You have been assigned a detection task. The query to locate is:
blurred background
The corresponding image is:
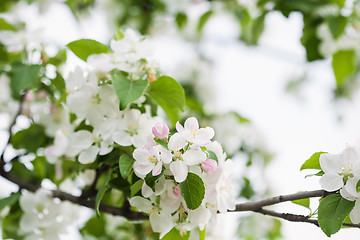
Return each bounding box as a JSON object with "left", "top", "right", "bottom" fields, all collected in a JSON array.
[{"left": 1, "top": 0, "right": 360, "bottom": 239}]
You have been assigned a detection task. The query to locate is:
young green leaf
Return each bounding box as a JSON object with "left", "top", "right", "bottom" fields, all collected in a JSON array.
[
  {"left": 0, "top": 18, "right": 15, "bottom": 31},
  {"left": 119, "top": 154, "right": 135, "bottom": 179},
  {"left": 175, "top": 12, "right": 188, "bottom": 30},
  {"left": 67, "top": 39, "right": 109, "bottom": 61},
  {"left": 11, "top": 124, "right": 47, "bottom": 153},
  {"left": 112, "top": 73, "right": 148, "bottom": 110},
  {"left": 179, "top": 173, "right": 205, "bottom": 210},
  {"left": 199, "top": 227, "right": 206, "bottom": 240},
  {"left": 328, "top": 16, "right": 347, "bottom": 39},
  {"left": 148, "top": 76, "right": 185, "bottom": 125},
  {"left": 300, "top": 152, "right": 326, "bottom": 171},
  {"left": 130, "top": 179, "right": 144, "bottom": 197},
  {"left": 0, "top": 193, "right": 20, "bottom": 212},
  {"left": 318, "top": 194, "right": 355, "bottom": 237},
  {"left": 10, "top": 63, "right": 41, "bottom": 99},
  {"left": 161, "top": 227, "right": 190, "bottom": 240},
  {"left": 197, "top": 11, "right": 213, "bottom": 33},
  {"left": 332, "top": 49, "right": 357, "bottom": 88},
  {"left": 95, "top": 170, "right": 112, "bottom": 217},
  {"left": 291, "top": 198, "right": 310, "bottom": 210}
]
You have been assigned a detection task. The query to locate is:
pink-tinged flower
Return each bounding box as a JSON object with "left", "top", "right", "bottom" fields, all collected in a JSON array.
[
  {"left": 173, "top": 186, "right": 181, "bottom": 198},
  {"left": 152, "top": 122, "right": 169, "bottom": 139},
  {"left": 176, "top": 117, "right": 214, "bottom": 146},
  {"left": 201, "top": 159, "right": 217, "bottom": 174}
]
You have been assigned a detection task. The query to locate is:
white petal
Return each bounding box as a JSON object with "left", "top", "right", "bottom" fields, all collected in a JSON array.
[
  {"left": 319, "top": 173, "right": 344, "bottom": 191},
  {"left": 78, "top": 146, "right": 99, "bottom": 164},
  {"left": 155, "top": 176, "right": 166, "bottom": 196},
  {"left": 158, "top": 145, "right": 173, "bottom": 164},
  {"left": 70, "top": 130, "right": 93, "bottom": 150},
  {"left": 194, "top": 127, "right": 215, "bottom": 145},
  {"left": 188, "top": 206, "right": 211, "bottom": 230},
  {"left": 133, "top": 162, "right": 153, "bottom": 178},
  {"left": 129, "top": 196, "right": 152, "bottom": 213},
  {"left": 183, "top": 150, "right": 207, "bottom": 165},
  {"left": 150, "top": 210, "right": 175, "bottom": 237},
  {"left": 133, "top": 148, "right": 151, "bottom": 163},
  {"left": 152, "top": 161, "right": 162, "bottom": 176},
  {"left": 142, "top": 182, "right": 154, "bottom": 198},
  {"left": 112, "top": 131, "right": 132, "bottom": 146},
  {"left": 340, "top": 187, "right": 356, "bottom": 201},
  {"left": 168, "top": 133, "right": 187, "bottom": 151},
  {"left": 170, "top": 160, "right": 188, "bottom": 183},
  {"left": 319, "top": 153, "right": 342, "bottom": 173},
  {"left": 176, "top": 121, "right": 184, "bottom": 133},
  {"left": 184, "top": 117, "right": 199, "bottom": 131},
  {"left": 350, "top": 200, "right": 360, "bottom": 224},
  {"left": 344, "top": 177, "right": 360, "bottom": 198},
  {"left": 342, "top": 147, "right": 359, "bottom": 166}
]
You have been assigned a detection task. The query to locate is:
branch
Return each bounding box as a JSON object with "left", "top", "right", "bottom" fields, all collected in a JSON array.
[
  {"left": 233, "top": 190, "right": 327, "bottom": 212},
  {"left": 254, "top": 208, "right": 360, "bottom": 229}
]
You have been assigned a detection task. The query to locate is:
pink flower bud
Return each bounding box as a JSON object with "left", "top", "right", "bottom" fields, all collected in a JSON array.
[
  {"left": 201, "top": 159, "right": 217, "bottom": 174},
  {"left": 152, "top": 122, "right": 169, "bottom": 139},
  {"left": 37, "top": 90, "right": 48, "bottom": 99},
  {"left": 173, "top": 186, "right": 181, "bottom": 197},
  {"left": 24, "top": 91, "right": 35, "bottom": 102}
]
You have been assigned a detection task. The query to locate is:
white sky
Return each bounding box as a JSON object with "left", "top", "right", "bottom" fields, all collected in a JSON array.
[{"left": 1, "top": 2, "right": 360, "bottom": 240}]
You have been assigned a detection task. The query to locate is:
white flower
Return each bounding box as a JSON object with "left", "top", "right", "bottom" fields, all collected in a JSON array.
[
  {"left": 176, "top": 117, "right": 215, "bottom": 146},
  {"left": 129, "top": 196, "right": 175, "bottom": 238},
  {"left": 133, "top": 139, "right": 172, "bottom": 178},
  {"left": 167, "top": 133, "right": 207, "bottom": 182},
  {"left": 340, "top": 177, "right": 360, "bottom": 224},
  {"left": 319, "top": 147, "right": 360, "bottom": 192},
  {"left": 112, "top": 109, "right": 156, "bottom": 148}
]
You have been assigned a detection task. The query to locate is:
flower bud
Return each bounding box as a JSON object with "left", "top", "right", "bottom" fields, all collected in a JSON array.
[
  {"left": 173, "top": 186, "right": 181, "bottom": 198},
  {"left": 152, "top": 122, "right": 169, "bottom": 140},
  {"left": 201, "top": 159, "right": 217, "bottom": 174}
]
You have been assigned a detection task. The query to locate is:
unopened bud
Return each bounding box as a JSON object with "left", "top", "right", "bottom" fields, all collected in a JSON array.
[
  {"left": 148, "top": 73, "right": 156, "bottom": 83},
  {"left": 152, "top": 122, "right": 169, "bottom": 140},
  {"left": 201, "top": 159, "right": 217, "bottom": 174},
  {"left": 173, "top": 185, "right": 181, "bottom": 197}
]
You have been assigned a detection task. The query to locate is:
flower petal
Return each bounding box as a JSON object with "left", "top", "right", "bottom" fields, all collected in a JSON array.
[
  {"left": 152, "top": 161, "right": 162, "bottom": 176},
  {"left": 129, "top": 196, "right": 152, "bottom": 214},
  {"left": 78, "top": 146, "right": 99, "bottom": 164},
  {"left": 319, "top": 153, "right": 342, "bottom": 173},
  {"left": 70, "top": 130, "right": 93, "bottom": 150},
  {"left": 170, "top": 160, "right": 188, "bottom": 183},
  {"left": 319, "top": 172, "right": 343, "bottom": 191},
  {"left": 350, "top": 200, "right": 360, "bottom": 224},
  {"left": 133, "top": 162, "right": 154, "bottom": 178},
  {"left": 168, "top": 133, "right": 187, "bottom": 151},
  {"left": 183, "top": 150, "right": 207, "bottom": 165},
  {"left": 184, "top": 117, "right": 199, "bottom": 131}
]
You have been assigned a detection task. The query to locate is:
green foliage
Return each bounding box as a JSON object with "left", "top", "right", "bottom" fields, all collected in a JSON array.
[
  {"left": 175, "top": 12, "right": 188, "bottom": 30},
  {"left": 47, "top": 48, "right": 67, "bottom": 66},
  {"left": 0, "top": 193, "right": 20, "bottom": 212},
  {"left": 0, "top": 18, "right": 15, "bottom": 31},
  {"left": 199, "top": 227, "right": 206, "bottom": 240},
  {"left": 328, "top": 15, "right": 347, "bottom": 39},
  {"left": 51, "top": 72, "right": 66, "bottom": 93},
  {"left": 67, "top": 39, "right": 109, "bottom": 61},
  {"left": 130, "top": 179, "right": 144, "bottom": 197},
  {"left": 207, "top": 151, "right": 218, "bottom": 162},
  {"left": 240, "top": 177, "right": 255, "bottom": 199},
  {"left": 332, "top": 49, "right": 357, "bottom": 89},
  {"left": 119, "top": 154, "right": 135, "bottom": 179},
  {"left": 12, "top": 124, "right": 47, "bottom": 153},
  {"left": 96, "top": 170, "right": 112, "bottom": 217},
  {"left": 9, "top": 62, "right": 41, "bottom": 99},
  {"left": 300, "top": 152, "right": 326, "bottom": 171},
  {"left": 112, "top": 73, "right": 148, "bottom": 110},
  {"left": 148, "top": 76, "right": 185, "bottom": 126},
  {"left": 197, "top": 10, "right": 213, "bottom": 33},
  {"left": 291, "top": 198, "right": 310, "bottom": 210},
  {"left": 144, "top": 171, "right": 163, "bottom": 192},
  {"left": 81, "top": 215, "right": 106, "bottom": 237},
  {"left": 318, "top": 194, "right": 355, "bottom": 237},
  {"left": 161, "top": 227, "right": 190, "bottom": 240},
  {"left": 179, "top": 173, "right": 205, "bottom": 210},
  {"left": 2, "top": 201, "right": 24, "bottom": 240},
  {"left": 301, "top": 18, "right": 324, "bottom": 62}
]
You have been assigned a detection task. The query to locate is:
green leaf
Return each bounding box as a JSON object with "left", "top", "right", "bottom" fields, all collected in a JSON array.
[
  {"left": 328, "top": 16, "right": 347, "bottom": 39},
  {"left": 318, "top": 194, "right": 355, "bottom": 237},
  {"left": 291, "top": 198, "right": 310, "bottom": 210},
  {"left": 305, "top": 170, "right": 324, "bottom": 178},
  {"left": 10, "top": 62, "right": 41, "bottom": 99},
  {"left": 112, "top": 73, "right": 148, "bottom": 110},
  {"left": 51, "top": 72, "right": 66, "bottom": 93},
  {"left": 0, "top": 18, "right": 15, "bottom": 31},
  {"left": 300, "top": 152, "right": 326, "bottom": 171},
  {"left": 144, "top": 171, "right": 164, "bottom": 192},
  {"left": 199, "top": 227, "right": 206, "bottom": 240},
  {"left": 175, "top": 12, "right": 188, "bottom": 30},
  {"left": 148, "top": 76, "right": 185, "bottom": 125},
  {"left": 80, "top": 215, "right": 106, "bottom": 237},
  {"left": 332, "top": 49, "right": 357, "bottom": 88},
  {"left": 356, "top": 179, "right": 360, "bottom": 193},
  {"left": 0, "top": 193, "right": 20, "bottom": 212},
  {"left": 240, "top": 177, "right": 255, "bottom": 199},
  {"left": 119, "top": 154, "right": 134, "bottom": 179},
  {"left": 67, "top": 39, "right": 109, "bottom": 61},
  {"left": 48, "top": 48, "right": 67, "bottom": 66},
  {"left": 207, "top": 151, "right": 218, "bottom": 162},
  {"left": 11, "top": 124, "right": 47, "bottom": 153},
  {"left": 161, "top": 227, "right": 190, "bottom": 240},
  {"left": 130, "top": 179, "right": 144, "bottom": 197},
  {"left": 95, "top": 170, "right": 112, "bottom": 217},
  {"left": 197, "top": 10, "right": 213, "bottom": 33},
  {"left": 179, "top": 173, "right": 205, "bottom": 210},
  {"left": 301, "top": 18, "right": 324, "bottom": 62}
]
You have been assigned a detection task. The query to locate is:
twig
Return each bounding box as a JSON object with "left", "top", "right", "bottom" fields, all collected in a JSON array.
[{"left": 254, "top": 208, "right": 360, "bottom": 229}]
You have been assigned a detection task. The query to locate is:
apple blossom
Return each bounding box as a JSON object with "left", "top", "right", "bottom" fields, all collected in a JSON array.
[
  {"left": 152, "top": 121, "right": 170, "bottom": 140},
  {"left": 176, "top": 117, "right": 215, "bottom": 146}
]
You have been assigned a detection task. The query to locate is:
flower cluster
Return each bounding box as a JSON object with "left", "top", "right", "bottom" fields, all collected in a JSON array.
[
  {"left": 129, "top": 117, "right": 236, "bottom": 237},
  {"left": 319, "top": 145, "right": 360, "bottom": 223},
  {"left": 19, "top": 189, "right": 79, "bottom": 240}
]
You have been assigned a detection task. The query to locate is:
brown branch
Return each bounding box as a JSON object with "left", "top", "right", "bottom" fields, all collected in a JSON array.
[
  {"left": 254, "top": 208, "right": 360, "bottom": 229},
  {"left": 233, "top": 190, "right": 328, "bottom": 212}
]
